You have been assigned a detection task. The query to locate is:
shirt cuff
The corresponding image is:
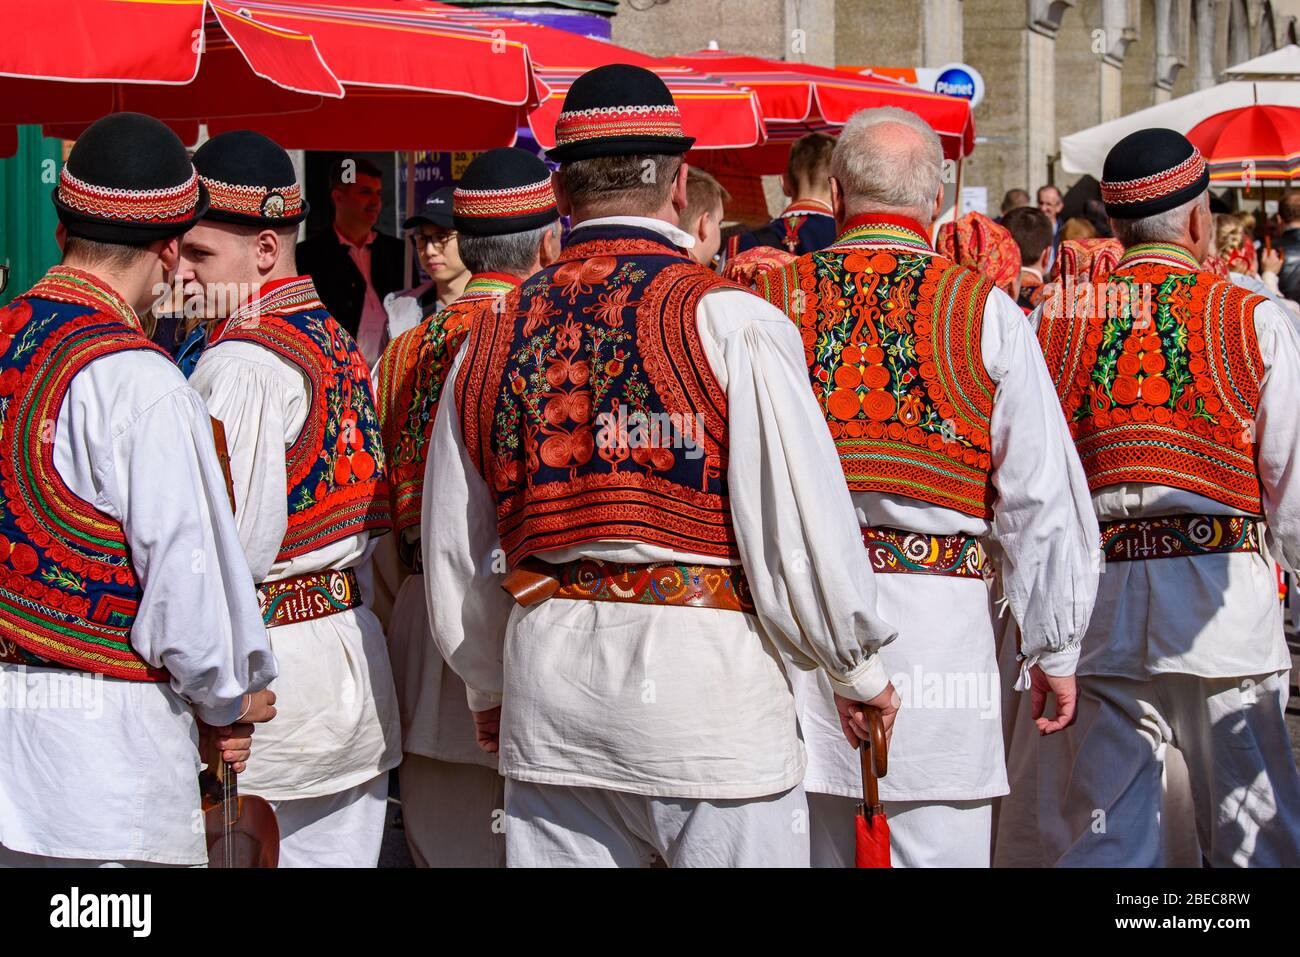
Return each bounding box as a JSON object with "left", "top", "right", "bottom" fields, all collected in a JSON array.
[
  {"left": 826, "top": 654, "right": 890, "bottom": 703},
  {"left": 466, "top": 687, "right": 504, "bottom": 713},
  {"left": 194, "top": 697, "right": 244, "bottom": 727},
  {"left": 1031, "top": 644, "right": 1081, "bottom": 679}
]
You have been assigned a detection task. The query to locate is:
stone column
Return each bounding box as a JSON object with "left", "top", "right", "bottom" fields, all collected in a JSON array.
[{"left": 1195, "top": 0, "right": 1217, "bottom": 88}]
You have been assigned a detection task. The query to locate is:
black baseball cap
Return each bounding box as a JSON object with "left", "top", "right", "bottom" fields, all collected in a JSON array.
[{"left": 402, "top": 186, "right": 455, "bottom": 230}]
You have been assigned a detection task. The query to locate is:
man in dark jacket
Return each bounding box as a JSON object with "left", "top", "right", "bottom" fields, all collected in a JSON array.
[
  {"left": 297, "top": 156, "right": 405, "bottom": 364},
  {"left": 1275, "top": 190, "right": 1300, "bottom": 303}
]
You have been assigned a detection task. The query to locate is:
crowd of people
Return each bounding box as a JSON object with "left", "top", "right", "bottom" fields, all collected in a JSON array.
[{"left": 1, "top": 61, "right": 1298, "bottom": 869}]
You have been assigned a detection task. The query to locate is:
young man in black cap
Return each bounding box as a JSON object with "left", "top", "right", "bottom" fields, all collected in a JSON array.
[
  {"left": 1035, "top": 127, "right": 1300, "bottom": 866},
  {"left": 179, "top": 130, "right": 399, "bottom": 868},
  {"left": 423, "top": 63, "right": 899, "bottom": 867},
  {"left": 380, "top": 185, "right": 470, "bottom": 354},
  {"left": 371, "top": 147, "right": 560, "bottom": 868},
  {"left": 0, "top": 113, "right": 276, "bottom": 867}
]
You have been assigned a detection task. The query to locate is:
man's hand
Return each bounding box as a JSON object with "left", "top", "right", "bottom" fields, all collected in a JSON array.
[
  {"left": 240, "top": 688, "right": 277, "bottom": 724},
  {"left": 1029, "top": 665, "right": 1077, "bottom": 735},
  {"left": 472, "top": 706, "right": 502, "bottom": 754},
  {"left": 1262, "top": 246, "right": 1284, "bottom": 276},
  {"left": 834, "top": 681, "right": 901, "bottom": 748},
  {"left": 197, "top": 690, "right": 277, "bottom": 773}
]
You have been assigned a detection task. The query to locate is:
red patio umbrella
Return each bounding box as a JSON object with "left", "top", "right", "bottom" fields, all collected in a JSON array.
[
  {"left": 0, "top": 0, "right": 546, "bottom": 150},
  {"left": 1186, "top": 103, "right": 1300, "bottom": 184},
  {"left": 855, "top": 708, "right": 891, "bottom": 868},
  {"left": 667, "top": 47, "right": 975, "bottom": 174}
]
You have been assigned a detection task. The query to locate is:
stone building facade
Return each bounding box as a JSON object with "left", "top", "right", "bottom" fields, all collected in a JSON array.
[{"left": 609, "top": 0, "right": 1300, "bottom": 207}]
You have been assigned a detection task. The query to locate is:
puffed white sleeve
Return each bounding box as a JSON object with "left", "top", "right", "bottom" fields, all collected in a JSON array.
[
  {"left": 699, "top": 289, "right": 897, "bottom": 702},
  {"left": 983, "top": 290, "right": 1100, "bottom": 678},
  {"left": 1253, "top": 299, "right": 1300, "bottom": 571},
  {"left": 98, "top": 370, "right": 277, "bottom": 725},
  {"left": 190, "top": 343, "right": 303, "bottom": 583},
  {"left": 422, "top": 347, "right": 513, "bottom": 713}
]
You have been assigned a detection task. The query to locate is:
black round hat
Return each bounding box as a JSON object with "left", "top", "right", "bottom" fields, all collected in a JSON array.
[
  {"left": 1100, "top": 128, "right": 1209, "bottom": 220},
  {"left": 453, "top": 148, "right": 559, "bottom": 236},
  {"left": 191, "top": 130, "right": 309, "bottom": 227},
  {"left": 53, "top": 112, "right": 208, "bottom": 244},
  {"left": 547, "top": 64, "right": 695, "bottom": 163},
  {"left": 403, "top": 186, "right": 455, "bottom": 230}
]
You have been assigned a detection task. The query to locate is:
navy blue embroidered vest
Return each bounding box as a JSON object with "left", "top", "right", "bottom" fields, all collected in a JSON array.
[
  {"left": 214, "top": 277, "right": 390, "bottom": 562},
  {"left": 0, "top": 268, "right": 169, "bottom": 680},
  {"left": 454, "top": 224, "right": 740, "bottom": 564}
]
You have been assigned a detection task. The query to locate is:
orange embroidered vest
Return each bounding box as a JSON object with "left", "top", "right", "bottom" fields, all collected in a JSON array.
[
  {"left": 1036, "top": 243, "right": 1264, "bottom": 512},
  {"left": 454, "top": 223, "right": 740, "bottom": 565},
  {"left": 0, "top": 268, "right": 169, "bottom": 680},
  {"left": 375, "top": 273, "right": 519, "bottom": 534},
  {"left": 756, "top": 215, "right": 998, "bottom": 519},
  {"left": 214, "top": 277, "right": 390, "bottom": 561}
]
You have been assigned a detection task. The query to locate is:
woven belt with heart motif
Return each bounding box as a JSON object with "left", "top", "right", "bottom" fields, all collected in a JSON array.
[
  {"left": 546, "top": 558, "right": 755, "bottom": 615},
  {"left": 862, "top": 526, "right": 990, "bottom": 579},
  {"left": 257, "top": 568, "right": 362, "bottom": 628},
  {"left": 1100, "top": 514, "right": 1263, "bottom": 562}
]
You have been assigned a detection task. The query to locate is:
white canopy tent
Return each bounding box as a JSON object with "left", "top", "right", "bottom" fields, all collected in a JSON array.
[
  {"left": 1224, "top": 44, "right": 1300, "bottom": 79},
  {"left": 1059, "top": 81, "right": 1300, "bottom": 178}
]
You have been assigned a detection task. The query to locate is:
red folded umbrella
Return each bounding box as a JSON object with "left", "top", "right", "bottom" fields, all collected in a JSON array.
[
  {"left": 428, "top": 6, "right": 765, "bottom": 151},
  {"left": 854, "top": 708, "right": 891, "bottom": 868},
  {"left": 1187, "top": 104, "right": 1300, "bottom": 183},
  {"left": 0, "top": 0, "right": 546, "bottom": 150},
  {"left": 668, "top": 47, "right": 974, "bottom": 174}
]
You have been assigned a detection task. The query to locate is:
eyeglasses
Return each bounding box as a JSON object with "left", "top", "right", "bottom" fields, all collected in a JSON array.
[{"left": 411, "top": 231, "right": 457, "bottom": 250}]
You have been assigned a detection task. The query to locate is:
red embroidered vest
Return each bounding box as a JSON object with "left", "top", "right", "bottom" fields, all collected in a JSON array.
[
  {"left": 0, "top": 268, "right": 169, "bottom": 680},
  {"left": 1036, "top": 243, "right": 1264, "bottom": 512},
  {"left": 454, "top": 224, "right": 740, "bottom": 564},
  {"left": 214, "top": 277, "right": 390, "bottom": 561},
  {"left": 375, "top": 273, "right": 519, "bottom": 534},
  {"left": 756, "top": 215, "right": 998, "bottom": 519}
]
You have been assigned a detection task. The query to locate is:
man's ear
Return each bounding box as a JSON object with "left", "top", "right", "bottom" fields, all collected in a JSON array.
[
  {"left": 157, "top": 236, "right": 181, "bottom": 273},
  {"left": 780, "top": 171, "right": 794, "bottom": 199},
  {"left": 538, "top": 223, "right": 560, "bottom": 268},
  {"left": 1036, "top": 247, "right": 1051, "bottom": 272},
  {"left": 551, "top": 170, "right": 573, "bottom": 217},
  {"left": 830, "top": 177, "right": 846, "bottom": 227},
  {"left": 669, "top": 161, "right": 689, "bottom": 216},
  {"left": 255, "top": 228, "right": 280, "bottom": 272},
  {"left": 55, "top": 222, "right": 68, "bottom": 253},
  {"left": 932, "top": 183, "right": 945, "bottom": 224}
]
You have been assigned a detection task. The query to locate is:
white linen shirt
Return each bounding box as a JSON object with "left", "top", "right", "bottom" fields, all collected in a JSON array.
[{"left": 422, "top": 216, "right": 897, "bottom": 801}]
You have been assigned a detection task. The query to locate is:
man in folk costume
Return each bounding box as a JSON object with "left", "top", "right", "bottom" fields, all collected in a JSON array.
[
  {"left": 372, "top": 148, "right": 560, "bottom": 867},
  {"left": 936, "top": 209, "right": 1022, "bottom": 299},
  {"left": 730, "top": 132, "right": 838, "bottom": 257},
  {"left": 755, "top": 107, "right": 1099, "bottom": 868},
  {"left": 1035, "top": 129, "right": 1300, "bottom": 866},
  {"left": 180, "top": 131, "right": 400, "bottom": 868},
  {"left": 0, "top": 113, "right": 277, "bottom": 867},
  {"left": 424, "top": 64, "right": 900, "bottom": 868}
]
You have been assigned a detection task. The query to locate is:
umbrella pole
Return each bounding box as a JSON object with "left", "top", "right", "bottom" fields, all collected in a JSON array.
[
  {"left": 954, "top": 157, "right": 964, "bottom": 220},
  {"left": 403, "top": 151, "right": 415, "bottom": 290}
]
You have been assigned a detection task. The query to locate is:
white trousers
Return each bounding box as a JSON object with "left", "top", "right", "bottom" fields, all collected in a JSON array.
[
  {"left": 398, "top": 753, "right": 506, "bottom": 868},
  {"left": 0, "top": 844, "right": 198, "bottom": 868},
  {"left": 1039, "top": 671, "right": 1300, "bottom": 867},
  {"left": 504, "top": 779, "right": 809, "bottom": 867},
  {"left": 267, "top": 772, "right": 388, "bottom": 868},
  {"left": 807, "top": 792, "right": 993, "bottom": 867}
]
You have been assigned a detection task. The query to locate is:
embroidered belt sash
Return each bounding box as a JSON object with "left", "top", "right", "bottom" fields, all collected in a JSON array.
[
  {"left": 1099, "top": 514, "right": 1263, "bottom": 562},
  {"left": 512, "top": 558, "right": 755, "bottom": 614},
  {"left": 861, "top": 526, "right": 989, "bottom": 579},
  {"left": 258, "top": 569, "right": 361, "bottom": 628}
]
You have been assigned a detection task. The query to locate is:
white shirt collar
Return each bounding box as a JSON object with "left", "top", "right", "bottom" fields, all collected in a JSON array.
[{"left": 573, "top": 214, "right": 697, "bottom": 249}]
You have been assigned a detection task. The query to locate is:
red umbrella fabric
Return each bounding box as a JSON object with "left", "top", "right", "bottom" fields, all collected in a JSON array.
[
  {"left": 668, "top": 47, "right": 975, "bottom": 162},
  {"left": 1186, "top": 104, "right": 1300, "bottom": 183},
  {"left": 0, "top": 0, "right": 546, "bottom": 150},
  {"left": 854, "top": 708, "right": 891, "bottom": 868},
  {"left": 388, "top": 5, "right": 766, "bottom": 151}
]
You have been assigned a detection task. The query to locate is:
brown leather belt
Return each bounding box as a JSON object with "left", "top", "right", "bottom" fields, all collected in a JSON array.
[
  {"left": 861, "top": 526, "right": 990, "bottom": 579},
  {"left": 502, "top": 557, "right": 755, "bottom": 615},
  {"left": 1100, "top": 514, "right": 1263, "bottom": 562},
  {"left": 258, "top": 568, "right": 361, "bottom": 628}
]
